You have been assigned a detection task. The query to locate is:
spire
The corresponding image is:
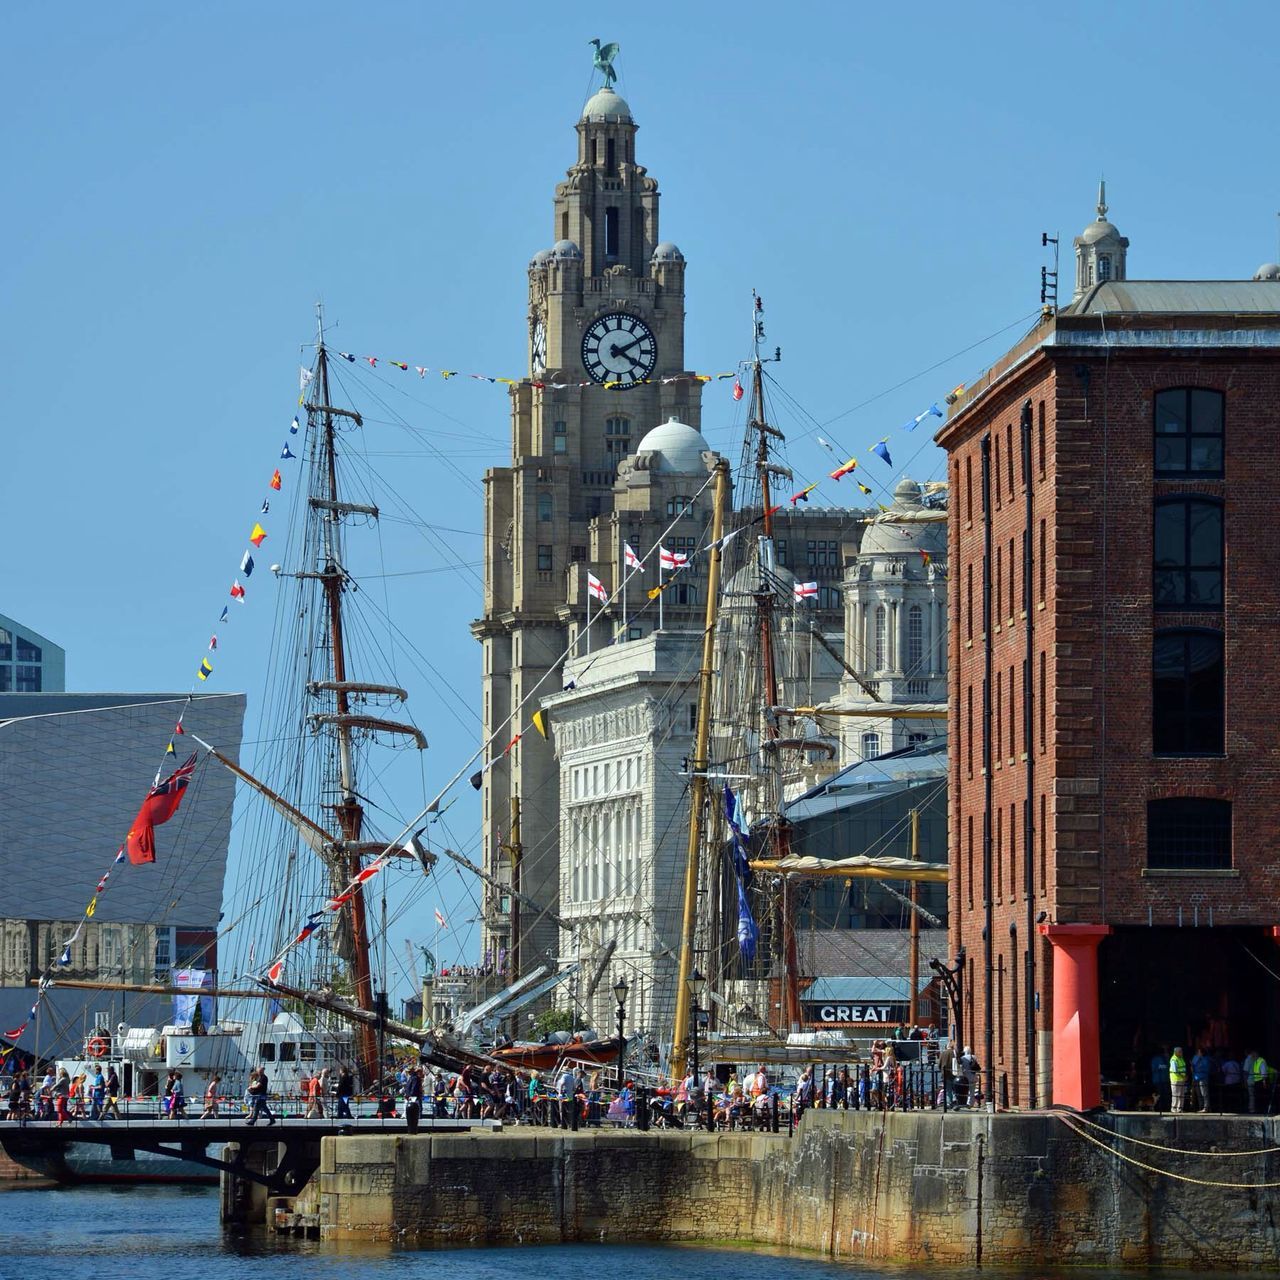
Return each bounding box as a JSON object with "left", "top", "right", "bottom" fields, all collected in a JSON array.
[{"left": 1072, "top": 180, "right": 1128, "bottom": 301}]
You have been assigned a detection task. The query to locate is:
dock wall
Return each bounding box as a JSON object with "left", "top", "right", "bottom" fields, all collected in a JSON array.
[{"left": 296, "top": 1109, "right": 1280, "bottom": 1267}]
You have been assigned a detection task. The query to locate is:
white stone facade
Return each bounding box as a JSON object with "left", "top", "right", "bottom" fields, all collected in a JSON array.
[{"left": 839, "top": 478, "right": 948, "bottom": 763}]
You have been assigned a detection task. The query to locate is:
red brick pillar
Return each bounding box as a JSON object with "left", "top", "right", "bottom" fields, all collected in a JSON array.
[{"left": 1038, "top": 923, "right": 1111, "bottom": 1110}]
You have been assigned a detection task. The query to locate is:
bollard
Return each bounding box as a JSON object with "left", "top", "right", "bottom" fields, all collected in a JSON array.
[
  {"left": 570, "top": 1094, "right": 579, "bottom": 1131},
  {"left": 637, "top": 1086, "right": 649, "bottom": 1131},
  {"left": 771, "top": 1092, "right": 779, "bottom": 1134},
  {"left": 706, "top": 1089, "right": 715, "bottom": 1132}
]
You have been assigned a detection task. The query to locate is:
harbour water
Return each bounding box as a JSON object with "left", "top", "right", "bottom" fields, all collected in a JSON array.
[{"left": 0, "top": 1183, "right": 1231, "bottom": 1279}]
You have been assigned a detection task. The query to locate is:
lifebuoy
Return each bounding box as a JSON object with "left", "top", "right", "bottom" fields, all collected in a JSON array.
[{"left": 87, "top": 1035, "right": 110, "bottom": 1059}]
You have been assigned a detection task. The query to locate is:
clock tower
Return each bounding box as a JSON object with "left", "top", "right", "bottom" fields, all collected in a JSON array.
[{"left": 474, "top": 81, "right": 703, "bottom": 986}]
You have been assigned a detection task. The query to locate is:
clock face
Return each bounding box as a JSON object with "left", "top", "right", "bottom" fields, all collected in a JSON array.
[
  {"left": 531, "top": 318, "right": 547, "bottom": 375},
  {"left": 581, "top": 313, "right": 657, "bottom": 387}
]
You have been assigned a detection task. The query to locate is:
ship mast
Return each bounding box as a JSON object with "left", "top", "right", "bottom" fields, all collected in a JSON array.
[
  {"left": 669, "top": 457, "right": 731, "bottom": 1082},
  {"left": 311, "top": 318, "right": 381, "bottom": 1083},
  {"left": 744, "top": 296, "right": 802, "bottom": 1033}
]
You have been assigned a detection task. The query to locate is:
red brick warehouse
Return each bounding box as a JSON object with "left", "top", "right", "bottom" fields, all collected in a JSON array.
[{"left": 937, "top": 186, "right": 1280, "bottom": 1110}]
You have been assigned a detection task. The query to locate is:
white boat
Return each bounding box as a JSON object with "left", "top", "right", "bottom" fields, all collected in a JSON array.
[{"left": 54, "top": 1010, "right": 354, "bottom": 1112}]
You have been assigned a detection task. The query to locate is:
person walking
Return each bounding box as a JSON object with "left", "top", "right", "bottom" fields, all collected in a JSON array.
[
  {"left": 246, "top": 1066, "right": 275, "bottom": 1126},
  {"left": 403, "top": 1066, "right": 423, "bottom": 1134},
  {"left": 170, "top": 1071, "right": 187, "bottom": 1120},
  {"left": 53, "top": 1069, "right": 71, "bottom": 1126},
  {"left": 102, "top": 1067, "right": 122, "bottom": 1120},
  {"left": 90, "top": 1065, "right": 106, "bottom": 1120},
  {"left": 1168, "top": 1046, "right": 1189, "bottom": 1114},
  {"left": 200, "top": 1074, "right": 222, "bottom": 1119},
  {"left": 335, "top": 1065, "right": 354, "bottom": 1120},
  {"left": 305, "top": 1068, "right": 326, "bottom": 1118}
]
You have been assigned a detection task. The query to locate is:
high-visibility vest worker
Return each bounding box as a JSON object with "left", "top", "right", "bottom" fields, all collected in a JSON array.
[
  {"left": 1253, "top": 1056, "right": 1269, "bottom": 1082},
  {"left": 1168, "top": 1052, "right": 1188, "bottom": 1083}
]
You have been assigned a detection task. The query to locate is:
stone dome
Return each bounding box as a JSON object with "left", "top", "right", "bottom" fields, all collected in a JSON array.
[
  {"left": 529, "top": 248, "right": 553, "bottom": 268},
  {"left": 859, "top": 477, "right": 947, "bottom": 558},
  {"left": 651, "top": 242, "right": 684, "bottom": 263},
  {"left": 634, "top": 416, "right": 712, "bottom": 473},
  {"left": 1080, "top": 217, "right": 1122, "bottom": 245},
  {"left": 1253, "top": 263, "right": 1280, "bottom": 281},
  {"left": 549, "top": 239, "right": 583, "bottom": 261},
  {"left": 582, "top": 87, "right": 633, "bottom": 123}
]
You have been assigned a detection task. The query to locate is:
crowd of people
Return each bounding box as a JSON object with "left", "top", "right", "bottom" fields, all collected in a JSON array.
[
  {"left": 5, "top": 1066, "right": 121, "bottom": 1123},
  {"left": 1144, "top": 1045, "right": 1275, "bottom": 1114}
]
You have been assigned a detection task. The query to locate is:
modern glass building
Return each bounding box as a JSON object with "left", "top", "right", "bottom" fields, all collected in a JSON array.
[{"left": 0, "top": 612, "right": 65, "bottom": 693}]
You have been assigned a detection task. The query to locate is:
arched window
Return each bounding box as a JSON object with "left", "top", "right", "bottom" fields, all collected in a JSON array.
[
  {"left": 560, "top": 211, "right": 569, "bottom": 241},
  {"left": 874, "top": 605, "right": 886, "bottom": 670},
  {"left": 907, "top": 605, "right": 924, "bottom": 672},
  {"left": 537, "top": 492, "right": 553, "bottom": 522},
  {"left": 1154, "top": 497, "right": 1222, "bottom": 609},
  {"left": 1153, "top": 629, "right": 1224, "bottom": 754},
  {"left": 605, "top": 416, "right": 631, "bottom": 457},
  {"left": 1154, "top": 388, "right": 1224, "bottom": 475},
  {"left": 1098, "top": 255, "right": 1112, "bottom": 281},
  {"left": 1148, "top": 798, "right": 1231, "bottom": 870},
  {"left": 861, "top": 732, "right": 881, "bottom": 760},
  {"left": 605, "top": 206, "right": 619, "bottom": 258}
]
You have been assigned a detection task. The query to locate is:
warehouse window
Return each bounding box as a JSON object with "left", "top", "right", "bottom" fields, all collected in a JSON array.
[
  {"left": 1154, "top": 497, "right": 1222, "bottom": 610},
  {"left": 1154, "top": 388, "right": 1224, "bottom": 476},
  {"left": 1153, "top": 629, "right": 1224, "bottom": 755},
  {"left": 1147, "top": 798, "right": 1231, "bottom": 870}
]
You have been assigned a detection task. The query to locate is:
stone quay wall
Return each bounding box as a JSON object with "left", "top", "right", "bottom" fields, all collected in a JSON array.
[{"left": 296, "top": 1109, "right": 1280, "bottom": 1268}]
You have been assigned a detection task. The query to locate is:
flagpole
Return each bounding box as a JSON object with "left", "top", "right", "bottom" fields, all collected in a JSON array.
[
  {"left": 622, "top": 550, "right": 628, "bottom": 641},
  {"left": 586, "top": 587, "right": 593, "bottom": 656},
  {"left": 658, "top": 561, "right": 664, "bottom": 633}
]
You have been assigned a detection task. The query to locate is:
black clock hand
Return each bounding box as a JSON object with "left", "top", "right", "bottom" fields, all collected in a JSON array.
[{"left": 610, "top": 337, "right": 644, "bottom": 358}]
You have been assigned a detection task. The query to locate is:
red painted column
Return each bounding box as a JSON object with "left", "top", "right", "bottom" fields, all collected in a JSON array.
[{"left": 1038, "top": 923, "right": 1111, "bottom": 1110}]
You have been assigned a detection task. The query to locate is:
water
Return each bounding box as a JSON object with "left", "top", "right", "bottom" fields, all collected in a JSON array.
[{"left": 0, "top": 1184, "right": 1225, "bottom": 1279}]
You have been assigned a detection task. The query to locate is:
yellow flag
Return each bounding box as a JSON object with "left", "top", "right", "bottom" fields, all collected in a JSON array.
[
  {"left": 647, "top": 585, "right": 664, "bottom": 601},
  {"left": 532, "top": 710, "right": 547, "bottom": 739},
  {"left": 166, "top": 740, "right": 175, "bottom": 755},
  {"left": 85, "top": 897, "right": 97, "bottom": 919}
]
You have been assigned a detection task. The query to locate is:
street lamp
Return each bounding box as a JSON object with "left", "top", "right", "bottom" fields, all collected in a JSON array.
[
  {"left": 686, "top": 969, "right": 706, "bottom": 1085},
  {"left": 613, "top": 976, "right": 628, "bottom": 1089}
]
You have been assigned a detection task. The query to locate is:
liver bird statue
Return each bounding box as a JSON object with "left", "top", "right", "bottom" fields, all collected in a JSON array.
[{"left": 589, "top": 39, "right": 620, "bottom": 88}]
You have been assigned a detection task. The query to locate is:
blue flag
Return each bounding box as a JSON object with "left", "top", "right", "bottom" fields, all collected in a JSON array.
[
  {"left": 736, "top": 879, "right": 759, "bottom": 964},
  {"left": 871, "top": 439, "right": 893, "bottom": 467},
  {"left": 281, "top": 443, "right": 296, "bottom": 460},
  {"left": 723, "top": 783, "right": 752, "bottom": 883}
]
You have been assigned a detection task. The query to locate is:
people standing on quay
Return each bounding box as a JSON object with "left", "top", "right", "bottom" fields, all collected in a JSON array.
[
  {"left": 1150, "top": 1047, "right": 1170, "bottom": 1112},
  {"left": 403, "top": 1065, "right": 423, "bottom": 1133},
  {"left": 1191, "top": 1048, "right": 1213, "bottom": 1112},
  {"left": 1248, "top": 1050, "right": 1270, "bottom": 1114},
  {"left": 1168, "top": 1046, "right": 1188, "bottom": 1113}
]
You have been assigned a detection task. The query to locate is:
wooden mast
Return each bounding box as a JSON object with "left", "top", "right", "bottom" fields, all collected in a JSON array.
[
  {"left": 670, "top": 456, "right": 731, "bottom": 1081},
  {"left": 313, "top": 322, "right": 379, "bottom": 1084},
  {"left": 745, "top": 301, "right": 802, "bottom": 1033}
]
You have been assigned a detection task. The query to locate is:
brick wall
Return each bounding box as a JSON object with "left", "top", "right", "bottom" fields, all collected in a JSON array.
[{"left": 941, "top": 313, "right": 1280, "bottom": 1102}]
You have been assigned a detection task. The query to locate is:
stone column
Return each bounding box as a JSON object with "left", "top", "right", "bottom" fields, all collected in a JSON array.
[{"left": 1038, "top": 923, "right": 1111, "bottom": 1110}]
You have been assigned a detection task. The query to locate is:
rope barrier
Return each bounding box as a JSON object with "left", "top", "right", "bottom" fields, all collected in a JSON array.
[
  {"left": 1062, "top": 1108, "right": 1280, "bottom": 1157},
  {"left": 1054, "top": 1113, "right": 1280, "bottom": 1189}
]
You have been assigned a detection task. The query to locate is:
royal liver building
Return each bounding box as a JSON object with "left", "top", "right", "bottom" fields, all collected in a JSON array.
[{"left": 473, "top": 81, "right": 709, "bottom": 991}]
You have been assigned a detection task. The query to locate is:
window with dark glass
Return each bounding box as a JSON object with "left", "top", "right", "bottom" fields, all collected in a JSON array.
[
  {"left": 1154, "top": 498, "right": 1222, "bottom": 609},
  {"left": 807, "top": 539, "right": 838, "bottom": 566},
  {"left": 0, "top": 630, "right": 12, "bottom": 661},
  {"left": 1153, "top": 629, "right": 1223, "bottom": 754},
  {"left": 537, "top": 493, "right": 553, "bottom": 522},
  {"left": 1154, "top": 388, "right": 1224, "bottom": 475},
  {"left": 605, "top": 415, "right": 631, "bottom": 456},
  {"left": 14, "top": 637, "right": 39, "bottom": 663},
  {"left": 537, "top": 545, "right": 553, "bottom": 572},
  {"left": 605, "top": 206, "right": 619, "bottom": 258},
  {"left": 1147, "top": 798, "right": 1231, "bottom": 870},
  {"left": 819, "top": 586, "right": 841, "bottom": 611}
]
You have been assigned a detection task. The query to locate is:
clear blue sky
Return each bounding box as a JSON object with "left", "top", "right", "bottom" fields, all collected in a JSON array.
[{"left": 4, "top": 2, "right": 1275, "bottom": 988}]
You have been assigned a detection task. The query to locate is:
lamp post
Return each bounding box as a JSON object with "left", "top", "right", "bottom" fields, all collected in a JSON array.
[
  {"left": 613, "top": 976, "right": 628, "bottom": 1089},
  {"left": 686, "top": 969, "right": 706, "bottom": 1086}
]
